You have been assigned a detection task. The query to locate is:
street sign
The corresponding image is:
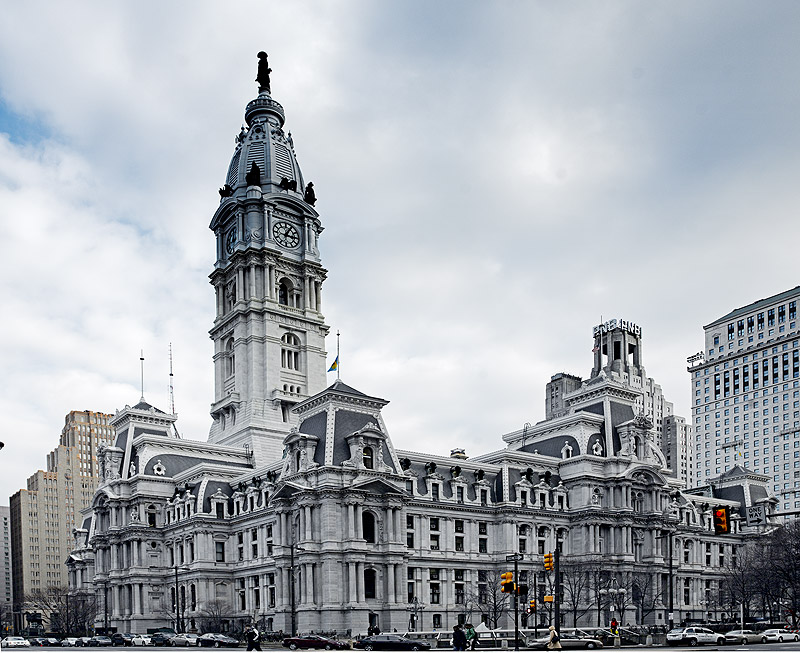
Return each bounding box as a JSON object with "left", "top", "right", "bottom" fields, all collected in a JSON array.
[
  {"left": 543, "top": 595, "right": 554, "bottom": 603},
  {"left": 506, "top": 553, "right": 524, "bottom": 562},
  {"left": 745, "top": 505, "right": 766, "bottom": 527}
]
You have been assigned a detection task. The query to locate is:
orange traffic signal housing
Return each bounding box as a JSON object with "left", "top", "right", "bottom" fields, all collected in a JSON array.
[
  {"left": 714, "top": 506, "right": 730, "bottom": 534},
  {"left": 500, "top": 571, "right": 515, "bottom": 593},
  {"left": 543, "top": 553, "right": 554, "bottom": 571}
]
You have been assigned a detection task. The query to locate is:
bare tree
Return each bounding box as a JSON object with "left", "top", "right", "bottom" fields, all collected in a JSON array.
[
  {"left": 559, "top": 558, "right": 594, "bottom": 627},
  {"left": 464, "top": 571, "right": 511, "bottom": 629},
  {"left": 719, "top": 544, "right": 760, "bottom": 622},
  {"left": 25, "top": 586, "right": 96, "bottom": 636},
  {"left": 198, "top": 599, "right": 234, "bottom": 634},
  {"left": 630, "top": 571, "right": 663, "bottom": 625}
]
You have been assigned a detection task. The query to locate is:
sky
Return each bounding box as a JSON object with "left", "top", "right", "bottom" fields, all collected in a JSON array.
[{"left": 1, "top": 1, "right": 800, "bottom": 504}]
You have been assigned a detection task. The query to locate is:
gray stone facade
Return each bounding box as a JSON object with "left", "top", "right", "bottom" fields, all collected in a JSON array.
[{"left": 67, "top": 61, "right": 779, "bottom": 637}]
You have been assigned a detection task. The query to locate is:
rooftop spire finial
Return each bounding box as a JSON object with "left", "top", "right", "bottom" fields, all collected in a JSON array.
[
  {"left": 256, "top": 51, "right": 272, "bottom": 94},
  {"left": 139, "top": 349, "right": 146, "bottom": 402}
]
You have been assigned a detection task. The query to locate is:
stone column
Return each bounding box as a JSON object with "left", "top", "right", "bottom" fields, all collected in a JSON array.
[
  {"left": 348, "top": 563, "right": 357, "bottom": 605},
  {"left": 356, "top": 562, "right": 365, "bottom": 602},
  {"left": 236, "top": 267, "right": 244, "bottom": 301},
  {"left": 386, "top": 508, "right": 393, "bottom": 542},
  {"left": 249, "top": 263, "right": 256, "bottom": 299},
  {"left": 387, "top": 563, "right": 395, "bottom": 604},
  {"left": 356, "top": 505, "right": 363, "bottom": 539}
]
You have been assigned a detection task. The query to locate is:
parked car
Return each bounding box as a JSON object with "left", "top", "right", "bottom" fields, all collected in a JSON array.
[
  {"left": 26, "top": 638, "right": 47, "bottom": 647},
  {"left": 61, "top": 639, "right": 80, "bottom": 647},
  {"left": 2, "top": 637, "right": 33, "bottom": 648},
  {"left": 170, "top": 634, "right": 199, "bottom": 647},
  {"left": 149, "top": 634, "right": 172, "bottom": 648},
  {"left": 353, "top": 635, "right": 431, "bottom": 651},
  {"left": 47, "top": 639, "right": 64, "bottom": 647},
  {"left": 111, "top": 634, "right": 135, "bottom": 647},
  {"left": 197, "top": 634, "right": 240, "bottom": 648},
  {"left": 762, "top": 629, "right": 800, "bottom": 643},
  {"left": 666, "top": 627, "right": 725, "bottom": 646},
  {"left": 528, "top": 633, "right": 604, "bottom": 650},
  {"left": 89, "top": 637, "right": 112, "bottom": 647},
  {"left": 724, "top": 630, "right": 762, "bottom": 644},
  {"left": 282, "top": 635, "right": 349, "bottom": 650},
  {"left": 77, "top": 638, "right": 93, "bottom": 647},
  {"left": 130, "top": 635, "right": 152, "bottom": 647}
]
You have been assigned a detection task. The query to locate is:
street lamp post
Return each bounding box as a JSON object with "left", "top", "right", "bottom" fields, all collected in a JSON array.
[
  {"left": 599, "top": 579, "right": 626, "bottom": 627},
  {"left": 174, "top": 565, "right": 187, "bottom": 633},
  {"left": 406, "top": 597, "right": 425, "bottom": 632}
]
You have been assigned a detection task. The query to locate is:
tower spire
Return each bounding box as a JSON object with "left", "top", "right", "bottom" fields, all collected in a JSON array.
[{"left": 139, "top": 349, "right": 145, "bottom": 402}]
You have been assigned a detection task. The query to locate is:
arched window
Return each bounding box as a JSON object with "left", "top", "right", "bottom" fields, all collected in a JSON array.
[
  {"left": 225, "top": 338, "right": 235, "bottom": 377},
  {"left": 146, "top": 504, "right": 157, "bottom": 527},
  {"left": 281, "top": 333, "right": 301, "bottom": 370},
  {"left": 364, "top": 568, "right": 377, "bottom": 599},
  {"left": 362, "top": 446, "right": 374, "bottom": 470},
  {"left": 362, "top": 512, "right": 376, "bottom": 543},
  {"left": 190, "top": 584, "right": 197, "bottom": 611},
  {"left": 279, "top": 280, "right": 290, "bottom": 306}
]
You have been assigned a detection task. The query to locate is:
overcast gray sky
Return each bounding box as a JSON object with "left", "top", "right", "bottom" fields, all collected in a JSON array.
[{"left": 2, "top": 1, "right": 800, "bottom": 503}]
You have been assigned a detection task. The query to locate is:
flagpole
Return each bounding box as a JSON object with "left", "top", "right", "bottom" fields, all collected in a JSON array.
[{"left": 336, "top": 330, "right": 340, "bottom": 380}]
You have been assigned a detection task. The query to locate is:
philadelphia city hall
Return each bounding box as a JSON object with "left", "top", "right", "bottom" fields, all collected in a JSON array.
[{"left": 67, "top": 55, "right": 776, "bottom": 637}]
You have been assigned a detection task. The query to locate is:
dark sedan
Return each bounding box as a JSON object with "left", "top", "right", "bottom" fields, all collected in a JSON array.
[
  {"left": 282, "top": 635, "right": 349, "bottom": 650},
  {"left": 198, "top": 634, "right": 240, "bottom": 648},
  {"left": 111, "top": 634, "right": 134, "bottom": 647},
  {"left": 353, "top": 636, "right": 430, "bottom": 651},
  {"left": 151, "top": 634, "right": 173, "bottom": 647},
  {"left": 89, "top": 637, "right": 112, "bottom": 648}
]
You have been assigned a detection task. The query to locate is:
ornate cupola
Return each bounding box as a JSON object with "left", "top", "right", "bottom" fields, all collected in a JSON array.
[{"left": 208, "top": 52, "right": 329, "bottom": 466}]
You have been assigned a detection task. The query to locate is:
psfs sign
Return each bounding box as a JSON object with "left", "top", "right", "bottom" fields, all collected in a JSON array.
[{"left": 593, "top": 319, "right": 642, "bottom": 338}]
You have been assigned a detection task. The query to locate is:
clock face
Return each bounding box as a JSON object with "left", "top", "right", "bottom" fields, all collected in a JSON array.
[
  {"left": 225, "top": 228, "right": 237, "bottom": 255},
  {"left": 273, "top": 221, "right": 300, "bottom": 248}
]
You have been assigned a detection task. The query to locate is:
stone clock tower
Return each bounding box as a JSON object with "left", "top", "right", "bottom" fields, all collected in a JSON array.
[{"left": 207, "top": 54, "right": 328, "bottom": 464}]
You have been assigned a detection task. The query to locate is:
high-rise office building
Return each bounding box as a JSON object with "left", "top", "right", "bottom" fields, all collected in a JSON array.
[
  {"left": 664, "top": 415, "right": 693, "bottom": 487},
  {"left": 1, "top": 505, "right": 12, "bottom": 634},
  {"left": 689, "top": 286, "right": 800, "bottom": 510},
  {"left": 10, "top": 410, "right": 113, "bottom": 632}
]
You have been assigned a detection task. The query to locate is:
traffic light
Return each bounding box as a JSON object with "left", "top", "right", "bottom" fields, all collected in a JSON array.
[
  {"left": 517, "top": 583, "right": 529, "bottom": 596},
  {"left": 500, "top": 571, "right": 515, "bottom": 593},
  {"left": 529, "top": 599, "right": 536, "bottom": 612},
  {"left": 713, "top": 506, "right": 730, "bottom": 534},
  {"left": 543, "top": 553, "right": 554, "bottom": 571}
]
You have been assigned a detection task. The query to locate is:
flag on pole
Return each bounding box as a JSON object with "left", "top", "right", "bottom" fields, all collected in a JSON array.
[{"left": 328, "top": 356, "right": 339, "bottom": 373}]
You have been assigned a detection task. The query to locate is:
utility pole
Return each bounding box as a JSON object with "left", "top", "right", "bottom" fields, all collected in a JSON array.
[
  {"left": 554, "top": 544, "right": 562, "bottom": 631},
  {"left": 289, "top": 541, "right": 297, "bottom": 637},
  {"left": 533, "top": 574, "right": 538, "bottom": 638},
  {"left": 506, "top": 553, "right": 524, "bottom": 650},
  {"left": 667, "top": 530, "right": 674, "bottom": 631}
]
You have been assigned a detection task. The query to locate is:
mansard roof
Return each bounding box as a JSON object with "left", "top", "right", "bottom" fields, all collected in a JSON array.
[{"left": 132, "top": 399, "right": 166, "bottom": 414}]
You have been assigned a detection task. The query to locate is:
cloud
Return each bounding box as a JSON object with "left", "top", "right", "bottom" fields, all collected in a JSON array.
[{"left": 2, "top": 1, "right": 800, "bottom": 503}]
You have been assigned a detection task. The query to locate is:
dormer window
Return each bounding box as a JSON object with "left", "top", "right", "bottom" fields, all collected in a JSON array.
[{"left": 363, "top": 446, "right": 374, "bottom": 469}]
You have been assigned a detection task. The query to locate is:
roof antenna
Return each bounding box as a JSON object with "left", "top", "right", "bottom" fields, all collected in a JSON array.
[
  {"left": 140, "top": 349, "right": 146, "bottom": 402},
  {"left": 169, "top": 343, "right": 181, "bottom": 438}
]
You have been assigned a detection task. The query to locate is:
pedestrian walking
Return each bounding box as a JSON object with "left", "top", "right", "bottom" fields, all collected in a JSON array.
[
  {"left": 546, "top": 625, "right": 561, "bottom": 650},
  {"left": 452, "top": 625, "right": 468, "bottom": 651},
  {"left": 245, "top": 625, "right": 262, "bottom": 652}
]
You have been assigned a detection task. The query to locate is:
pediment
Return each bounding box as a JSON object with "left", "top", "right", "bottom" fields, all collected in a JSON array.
[{"left": 350, "top": 477, "right": 403, "bottom": 495}]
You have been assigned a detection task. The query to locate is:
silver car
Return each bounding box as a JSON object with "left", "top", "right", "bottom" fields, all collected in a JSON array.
[
  {"left": 666, "top": 627, "right": 725, "bottom": 646},
  {"left": 724, "top": 630, "right": 762, "bottom": 644},
  {"left": 762, "top": 629, "right": 800, "bottom": 643}
]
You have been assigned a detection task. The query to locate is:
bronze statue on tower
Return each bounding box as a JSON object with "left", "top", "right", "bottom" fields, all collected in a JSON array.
[{"left": 256, "top": 51, "right": 272, "bottom": 93}]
